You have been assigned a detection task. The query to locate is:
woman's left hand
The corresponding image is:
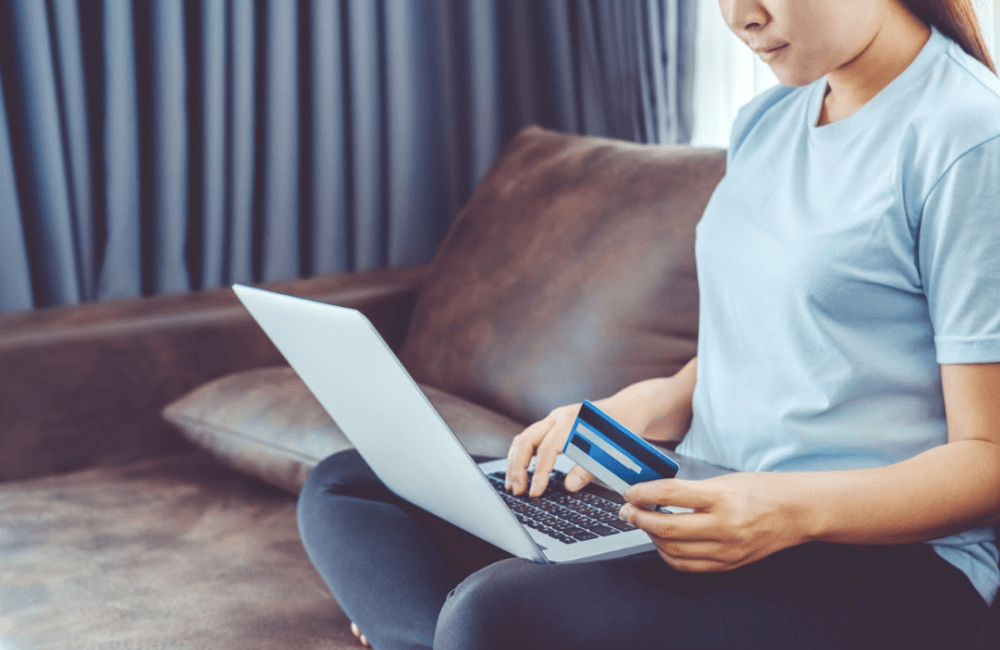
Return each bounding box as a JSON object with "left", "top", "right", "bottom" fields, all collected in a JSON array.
[{"left": 618, "top": 472, "right": 809, "bottom": 572}]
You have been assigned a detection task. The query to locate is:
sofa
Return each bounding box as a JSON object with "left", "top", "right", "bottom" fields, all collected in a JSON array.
[{"left": 1, "top": 126, "right": 996, "bottom": 650}]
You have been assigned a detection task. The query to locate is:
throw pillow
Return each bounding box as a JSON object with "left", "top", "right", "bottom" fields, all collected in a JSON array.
[{"left": 162, "top": 366, "right": 525, "bottom": 493}]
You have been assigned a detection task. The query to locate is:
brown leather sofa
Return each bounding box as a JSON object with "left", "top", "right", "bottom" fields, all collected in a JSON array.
[{"left": 1, "top": 126, "right": 996, "bottom": 649}]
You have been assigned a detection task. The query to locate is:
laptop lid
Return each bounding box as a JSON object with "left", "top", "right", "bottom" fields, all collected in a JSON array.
[{"left": 232, "top": 284, "right": 547, "bottom": 563}]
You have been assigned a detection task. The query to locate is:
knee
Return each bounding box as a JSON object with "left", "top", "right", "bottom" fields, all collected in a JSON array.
[
  {"left": 297, "top": 450, "right": 368, "bottom": 529},
  {"left": 299, "top": 448, "right": 391, "bottom": 504},
  {"left": 433, "top": 558, "right": 542, "bottom": 650}
]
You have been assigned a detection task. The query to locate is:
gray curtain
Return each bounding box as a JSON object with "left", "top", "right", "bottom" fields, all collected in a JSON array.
[{"left": 0, "top": 0, "right": 695, "bottom": 313}]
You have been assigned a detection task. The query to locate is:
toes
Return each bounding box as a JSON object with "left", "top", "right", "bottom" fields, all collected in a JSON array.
[{"left": 350, "top": 622, "right": 371, "bottom": 648}]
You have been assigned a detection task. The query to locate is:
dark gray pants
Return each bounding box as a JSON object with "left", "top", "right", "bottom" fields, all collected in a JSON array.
[{"left": 298, "top": 449, "right": 986, "bottom": 650}]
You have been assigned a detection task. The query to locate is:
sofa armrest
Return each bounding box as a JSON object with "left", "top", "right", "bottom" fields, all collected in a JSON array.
[{"left": 0, "top": 265, "right": 428, "bottom": 483}]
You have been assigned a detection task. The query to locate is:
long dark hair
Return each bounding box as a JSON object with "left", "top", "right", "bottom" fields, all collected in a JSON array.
[{"left": 901, "top": 0, "right": 996, "bottom": 74}]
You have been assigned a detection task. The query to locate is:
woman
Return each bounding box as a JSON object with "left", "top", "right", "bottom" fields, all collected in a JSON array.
[{"left": 298, "top": 0, "right": 1000, "bottom": 648}]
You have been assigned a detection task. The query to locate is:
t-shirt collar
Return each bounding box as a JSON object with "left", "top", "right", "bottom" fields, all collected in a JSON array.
[{"left": 808, "top": 24, "right": 948, "bottom": 144}]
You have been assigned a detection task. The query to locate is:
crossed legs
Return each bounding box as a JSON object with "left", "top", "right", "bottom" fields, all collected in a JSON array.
[{"left": 298, "top": 450, "right": 986, "bottom": 650}]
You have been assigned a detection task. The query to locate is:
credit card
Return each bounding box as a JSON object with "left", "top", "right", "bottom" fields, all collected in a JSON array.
[{"left": 562, "top": 401, "right": 679, "bottom": 501}]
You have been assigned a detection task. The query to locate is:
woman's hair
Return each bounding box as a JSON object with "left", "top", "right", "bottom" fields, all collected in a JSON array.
[{"left": 900, "top": 0, "right": 997, "bottom": 74}]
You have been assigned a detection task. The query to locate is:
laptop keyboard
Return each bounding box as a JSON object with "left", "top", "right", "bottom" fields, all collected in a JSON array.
[{"left": 485, "top": 469, "right": 637, "bottom": 544}]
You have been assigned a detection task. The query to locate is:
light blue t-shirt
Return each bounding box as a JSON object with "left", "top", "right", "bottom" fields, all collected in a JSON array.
[{"left": 675, "top": 25, "right": 1000, "bottom": 605}]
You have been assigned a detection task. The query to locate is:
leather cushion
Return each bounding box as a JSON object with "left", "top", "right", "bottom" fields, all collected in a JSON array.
[
  {"left": 399, "top": 125, "right": 726, "bottom": 424},
  {"left": 162, "top": 366, "right": 526, "bottom": 493},
  {"left": 0, "top": 451, "right": 363, "bottom": 649}
]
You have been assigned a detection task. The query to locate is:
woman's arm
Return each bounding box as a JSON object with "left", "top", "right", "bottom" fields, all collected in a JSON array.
[
  {"left": 801, "top": 362, "right": 1000, "bottom": 543},
  {"left": 604, "top": 357, "right": 698, "bottom": 444},
  {"left": 619, "top": 363, "right": 1000, "bottom": 572},
  {"left": 507, "top": 357, "right": 698, "bottom": 497}
]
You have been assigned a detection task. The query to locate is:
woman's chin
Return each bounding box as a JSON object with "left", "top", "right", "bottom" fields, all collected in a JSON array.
[{"left": 770, "top": 65, "right": 824, "bottom": 88}]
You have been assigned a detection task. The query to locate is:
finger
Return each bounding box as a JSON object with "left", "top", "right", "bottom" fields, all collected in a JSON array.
[
  {"left": 654, "top": 547, "right": 730, "bottom": 573},
  {"left": 505, "top": 418, "right": 548, "bottom": 485},
  {"left": 563, "top": 464, "right": 595, "bottom": 492},
  {"left": 529, "top": 408, "right": 575, "bottom": 497},
  {"left": 619, "top": 505, "right": 714, "bottom": 540},
  {"left": 506, "top": 419, "right": 553, "bottom": 495},
  {"left": 622, "top": 478, "right": 717, "bottom": 510},
  {"left": 648, "top": 537, "right": 728, "bottom": 561}
]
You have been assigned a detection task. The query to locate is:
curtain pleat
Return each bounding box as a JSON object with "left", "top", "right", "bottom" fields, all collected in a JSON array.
[
  {"left": 51, "top": 0, "right": 95, "bottom": 300},
  {"left": 260, "top": 0, "right": 300, "bottom": 281},
  {"left": 309, "top": 0, "right": 349, "bottom": 276},
  {"left": 145, "top": 0, "right": 189, "bottom": 295},
  {"left": 539, "top": 1, "right": 578, "bottom": 135},
  {"left": 669, "top": 0, "right": 697, "bottom": 143},
  {"left": 464, "top": 0, "right": 503, "bottom": 193},
  {"left": 98, "top": 0, "right": 140, "bottom": 300},
  {"left": 385, "top": 0, "right": 446, "bottom": 267},
  {"left": 0, "top": 78, "right": 33, "bottom": 311},
  {"left": 638, "top": 0, "right": 663, "bottom": 143},
  {"left": 7, "top": 1, "right": 80, "bottom": 306},
  {"left": 0, "top": 0, "right": 694, "bottom": 313},
  {"left": 345, "top": 0, "right": 383, "bottom": 272},
  {"left": 198, "top": 0, "right": 227, "bottom": 289},
  {"left": 227, "top": 0, "right": 257, "bottom": 286}
]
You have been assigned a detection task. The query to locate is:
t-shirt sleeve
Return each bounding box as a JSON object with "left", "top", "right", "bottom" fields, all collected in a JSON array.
[{"left": 917, "top": 135, "right": 1000, "bottom": 364}]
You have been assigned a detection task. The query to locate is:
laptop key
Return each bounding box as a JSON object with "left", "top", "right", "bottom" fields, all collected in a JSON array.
[
  {"left": 588, "top": 524, "right": 620, "bottom": 536},
  {"left": 568, "top": 529, "right": 598, "bottom": 541},
  {"left": 593, "top": 500, "right": 622, "bottom": 514},
  {"left": 545, "top": 504, "right": 575, "bottom": 519}
]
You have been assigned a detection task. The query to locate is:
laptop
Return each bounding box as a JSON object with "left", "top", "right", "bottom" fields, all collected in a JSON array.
[{"left": 233, "top": 284, "right": 733, "bottom": 564}]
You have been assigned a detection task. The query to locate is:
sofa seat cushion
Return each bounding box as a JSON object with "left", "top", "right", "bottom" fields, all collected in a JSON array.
[
  {"left": 0, "top": 451, "right": 359, "bottom": 650},
  {"left": 162, "top": 366, "right": 525, "bottom": 493},
  {"left": 398, "top": 125, "right": 727, "bottom": 425}
]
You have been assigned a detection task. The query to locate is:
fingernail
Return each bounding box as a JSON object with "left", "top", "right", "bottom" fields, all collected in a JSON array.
[
  {"left": 618, "top": 505, "right": 631, "bottom": 521},
  {"left": 504, "top": 480, "right": 511, "bottom": 491},
  {"left": 566, "top": 475, "right": 583, "bottom": 491}
]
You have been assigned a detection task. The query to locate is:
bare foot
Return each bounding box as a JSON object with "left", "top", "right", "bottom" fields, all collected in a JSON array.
[{"left": 350, "top": 621, "right": 371, "bottom": 648}]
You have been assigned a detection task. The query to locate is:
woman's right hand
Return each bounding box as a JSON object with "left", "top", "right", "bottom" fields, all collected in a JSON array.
[
  {"left": 504, "top": 402, "right": 592, "bottom": 498},
  {"left": 504, "top": 362, "right": 699, "bottom": 499},
  {"left": 505, "top": 397, "right": 653, "bottom": 498}
]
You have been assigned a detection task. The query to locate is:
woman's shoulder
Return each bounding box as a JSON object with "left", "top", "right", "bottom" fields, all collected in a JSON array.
[
  {"left": 938, "top": 37, "right": 1000, "bottom": 110},
  {"left": 905, "top": 40, "right": 1000, "bottom": 165},
  {"left": 899, "top": 43, "right": 1000, "bottom": 211}
]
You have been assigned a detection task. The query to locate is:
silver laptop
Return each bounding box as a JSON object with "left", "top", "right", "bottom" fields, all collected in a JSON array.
[{"left": 233, "top": 284, "right": 733, "bottom": 564}]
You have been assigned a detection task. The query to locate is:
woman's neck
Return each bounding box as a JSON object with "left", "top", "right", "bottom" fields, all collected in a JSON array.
[{"left": 817, "top": 5, "right": 931, "bottom": 126}]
